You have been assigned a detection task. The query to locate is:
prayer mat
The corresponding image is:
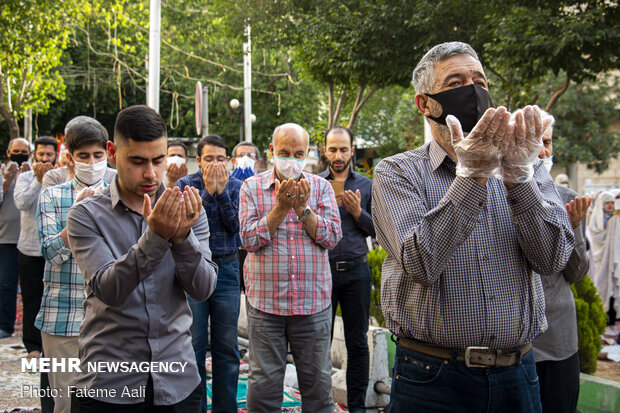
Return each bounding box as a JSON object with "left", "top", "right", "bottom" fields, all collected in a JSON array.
[{"left": 206, "top": 376, "right": 302, "bottom": 410}]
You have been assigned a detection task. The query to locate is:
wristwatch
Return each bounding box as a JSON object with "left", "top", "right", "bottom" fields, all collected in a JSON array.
[{"left": 297, "top": 205, "right": 312, "bottom": 222}]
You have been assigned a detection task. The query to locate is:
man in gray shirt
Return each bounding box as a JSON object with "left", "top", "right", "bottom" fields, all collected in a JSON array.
[
  {"left": 533, "top": 119, "right": 590, "bottom": 413},
  {"left": 0, "top": 137, "right": 31, "bottom": 339},
  {"left": 67, "top": 105, "right": 217, "bottom": 412}
]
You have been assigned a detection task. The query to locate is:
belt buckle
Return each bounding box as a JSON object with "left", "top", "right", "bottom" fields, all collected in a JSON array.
[
  {"left": 465, "top": 346, "right": 491, "bottom": 368},
  {"left": 336, "top": 261, "right": 347, "bottom": 271}
]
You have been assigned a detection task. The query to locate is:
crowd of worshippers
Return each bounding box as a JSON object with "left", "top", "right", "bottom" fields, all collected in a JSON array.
[{"left": 0, "top": 40, "right": 615, "bottom": 413}]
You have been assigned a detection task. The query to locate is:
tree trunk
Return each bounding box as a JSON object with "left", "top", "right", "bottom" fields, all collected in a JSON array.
[
  {"left": 347, "top": 85, "right": 380, "bottom": 129},
  {"left": 0, "top": 105, "right": 20, "bottom": 138},
  {"left": 327, "top": 81, "right": 334, "bottom": 128},
  {"left": 545, "top": 74, "right": 570, "bottom": 111}
]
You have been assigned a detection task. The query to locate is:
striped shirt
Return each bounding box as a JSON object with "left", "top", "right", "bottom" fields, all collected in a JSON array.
[
  {"left": 372, "top": 140, "right": 574, "bottom": 349},
  {"left": 35, "top": 178, "right": 106, "bottom": 336},
  {"left": 240, "top": 169, "right": 342, "bottom": 315}
]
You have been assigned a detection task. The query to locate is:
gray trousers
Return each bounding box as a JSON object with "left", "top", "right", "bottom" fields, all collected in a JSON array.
[{"left": 246, "top": 303, "right": 333, "bottom": 413}]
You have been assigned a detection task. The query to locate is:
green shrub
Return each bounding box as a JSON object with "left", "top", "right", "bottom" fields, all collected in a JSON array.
[
  {"left": 571, "top": 276, "right": 607, "bottom": 374},
  {"left": 368, "top": 247, "right": 387, "bottom": 327}
]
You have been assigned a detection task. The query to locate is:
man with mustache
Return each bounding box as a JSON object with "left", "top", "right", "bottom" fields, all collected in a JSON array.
[{"left": 372, "top": 42, "right": 574, "bottom": 412}]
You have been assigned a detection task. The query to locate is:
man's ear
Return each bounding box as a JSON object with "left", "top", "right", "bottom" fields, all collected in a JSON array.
[
  {"left": 107, "top": 141, "right": 117, "bottom": 165},
  {"left": 414, "top": 93, "right": 432, "bottom": 117}
]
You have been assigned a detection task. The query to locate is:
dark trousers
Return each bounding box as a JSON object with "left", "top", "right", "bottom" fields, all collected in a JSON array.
[
  {"left": 0, "top": 243, "right": 19, "bottom": 334},
  {"left": 71, "top": 376, "right": 203, "bottom": 413},
  {"left": 536, "top": 352, "right": 580, "bottom": 413},
  {"left": 330, "top": 260, "right": 371, "bottom": 410},
  {"left": 17, "top": 252, "right": 45, "bottom": 353},
  {"left": 389, "top": 345, "right": 542, "bottom": 413}
]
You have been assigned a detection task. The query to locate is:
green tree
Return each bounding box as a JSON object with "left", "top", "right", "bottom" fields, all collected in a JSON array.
[
  {"left": 544, "top": 73, "right": 620, "bottom": 173},
  {"left": 0, "top": 0, "right": 85, "bottom": 141}
]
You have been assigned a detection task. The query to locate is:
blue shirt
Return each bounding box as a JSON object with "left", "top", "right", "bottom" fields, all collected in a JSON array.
[
  {"left": 319, "top": 167, "right": 375, "bottom": 260},
  {"left": 176, "top": 170, "right": 242, "bottom": 257}
]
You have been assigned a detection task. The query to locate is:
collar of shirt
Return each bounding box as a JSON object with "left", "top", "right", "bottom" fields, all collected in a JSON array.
[{"left": 319, "top": 165, "right": 355, "bottom": 182}]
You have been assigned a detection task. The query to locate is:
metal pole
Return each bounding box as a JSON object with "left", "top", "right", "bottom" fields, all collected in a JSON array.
[
  {"left": 240, "top": 106, "right": 245, "bottom": 142},
  {"left": 147, "top": 0, "right": 161, "bottom": 112},
  {"left": 243, "top": 25, "right": 252, "bottom": 142},
  {"left": 201, "top": 87, "right": 209, "bottom": 137},
  {"left": 24, "top": 108, "right": 32, "bottom": 143}
]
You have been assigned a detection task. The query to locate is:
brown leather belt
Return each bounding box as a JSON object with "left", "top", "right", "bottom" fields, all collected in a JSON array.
[{"left": 398, "top": 337, "right": 532, "bottom": 368}]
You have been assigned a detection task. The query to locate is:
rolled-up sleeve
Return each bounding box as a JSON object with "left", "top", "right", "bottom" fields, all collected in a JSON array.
[
  {"left": 37, "top": 188, "right": 72, "bottom": 266},
  {"left": 313, "top": 180, "right": 342, "bottom": 249}
]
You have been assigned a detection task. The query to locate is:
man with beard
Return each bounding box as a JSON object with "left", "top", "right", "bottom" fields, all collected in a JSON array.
[
  {"left": 0, "top": 137, "right": 31, "bottom": 339},
  {"left": 318, "top": 126, "right": 374, "bottom": 412},
  {"left": 372, "top": 42, "right": 574, "bottom": 412}
]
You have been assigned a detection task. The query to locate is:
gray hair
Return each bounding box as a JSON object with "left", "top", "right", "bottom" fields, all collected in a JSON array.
[
  {"left": 272, "top": 123, "right": 310, "bottom": 146},
  {"left": 412, "top": 42, "right": 480, "bottom": 94},
  {"left": 232, "top": 141, "right": 260, "bottom": 158}
]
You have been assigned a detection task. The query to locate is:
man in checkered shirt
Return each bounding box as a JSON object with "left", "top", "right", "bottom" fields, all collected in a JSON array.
[
  {"left": 372, "top": 42, "right": 575, "bottom": 413},
  {"left": 240, "top": 123, "right": 342, "bottom": 413}
]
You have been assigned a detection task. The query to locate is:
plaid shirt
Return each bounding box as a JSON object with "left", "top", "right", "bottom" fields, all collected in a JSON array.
[
  {"left": 35, "top": 178, "right": 106, "bottom": 336},
  {"left": 240, "top": 169, "right": 342, "bottom": 315},
  {"left": 372, "top": 140, "right": 575, "bottom": 349}
]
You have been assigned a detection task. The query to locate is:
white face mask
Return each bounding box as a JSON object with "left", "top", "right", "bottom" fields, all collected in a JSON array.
[
  {"left": 166, "top": 156, "right": 186, "bottom": 167},
  {"left": 235, "top": 155, "right": 256, "bottom": 171},
  {"left": 541, "top": 156, "right": 553, "bottom": 172},
  {"left": 74, "top": 159, "right": 107, "bottom": 186},
  {"left": 273, "top": 155, "right": 307, "bottom": 180}
]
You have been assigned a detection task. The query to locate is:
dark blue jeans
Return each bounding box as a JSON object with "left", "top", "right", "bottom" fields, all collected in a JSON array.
[
  {"left": 330, "top": 260, "right": 371, "bottom": 409},
  {"left": 0, "top": 243, "right": 19, "bottom": 334},
  {"left": 188, "top": 258, "right": 240, "bottom": 413},
  {"left": 389, "top": 344, "right": 542, "bottom": 413}
]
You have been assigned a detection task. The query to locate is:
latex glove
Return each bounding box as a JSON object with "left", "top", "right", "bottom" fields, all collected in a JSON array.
[
  {"left": 498, "top": 105, "right": 553, "bottom": 184},
  {"left": 446, "top": 106, "right": 510, "bottom": 179}
]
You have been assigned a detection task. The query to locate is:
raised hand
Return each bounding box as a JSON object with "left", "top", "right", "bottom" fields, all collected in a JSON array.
[
  {"left": 293, "top": 179, "right": 311, "bottom": 217},
  {"left": 446, "top": 106, "right": 509, "bottom": 180},
  {"left": 274, "top": 178, "right": 297, "bottom": 211},
  {"left": 565, "top": 196, "right": 592, "bottom": 230},
  {"left": 166, "top": 162, "right": 188, "bottom": 187},
  {"left": 2, "top": 161, "right": 19, "bottom": 184},
  {"left": 142, "top": 187, "right": 182, "bottom": 241},
  {"left": 201, "top": 163, "right": 217, "bottom": 195},
  {"left": 341, "top": 189, "right": 362, "bottom": 220},
  {"left": 34, "top": 162, "right": 54, "bottom": 183},
  {"left": 499, "top": 105, "right": 552, "bottom": 184},
  {"left": 171, "top": 186, "right": 202, "bottom": 244},
  {"left": 75, "top": 187, "right": 97, "bottom": 203},
  {"left": 214, "top": 163, "right": 229, "bottom": 195}
]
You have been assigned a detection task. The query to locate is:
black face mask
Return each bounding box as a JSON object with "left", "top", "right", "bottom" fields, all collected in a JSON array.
[
  {"left": 425, "top": 84, "right": 491, "bottom": 133},
  {"left": 9, "top": 153, "right": 30, "bottom": 166}
]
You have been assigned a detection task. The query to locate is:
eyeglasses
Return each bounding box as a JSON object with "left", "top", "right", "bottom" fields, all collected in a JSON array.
[
  {"left": 237, "top": 152, "right": 257, "bottom": 159},
  {"left": 203, "top": 156, "right": 228, "bottom": 163}
]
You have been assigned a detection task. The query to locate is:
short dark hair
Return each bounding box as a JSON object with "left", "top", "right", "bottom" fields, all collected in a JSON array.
[
  {"left": 232, "top": 141, "right": 259, "bottom": 158},
  {"left": 197, "top": 135, "right": 227, "bottom": 158},
  {"left": 114, "top": 105, "right": 167, "bottom": 145},
  {"left": 34, "top": 136, "right": 58, "bottom": 153},
  {"left": 65, "top": 116, "right": 109, "bottom": 154},
  {"left": 167, "top": 142, "right": 188, "bottom": 158},
  {"left": 324, "top": 126, "right": 354, "bottom": 147}
]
